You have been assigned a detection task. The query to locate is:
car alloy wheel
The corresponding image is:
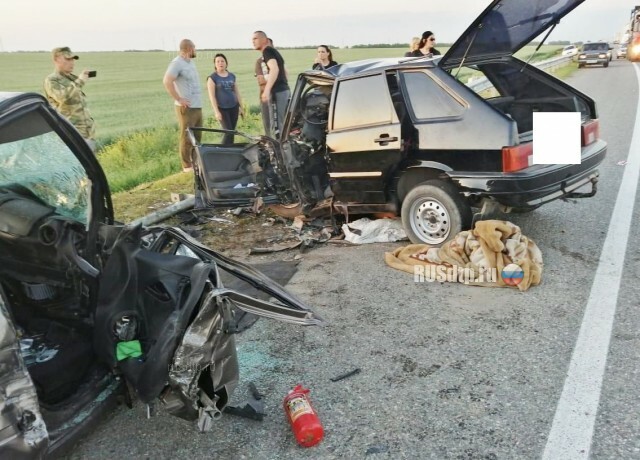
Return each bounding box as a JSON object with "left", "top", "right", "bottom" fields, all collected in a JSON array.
[{"left": 401, "top": 180, "right": 472, "bottom": 246}]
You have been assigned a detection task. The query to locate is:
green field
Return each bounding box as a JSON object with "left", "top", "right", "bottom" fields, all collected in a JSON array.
[{"left": 0, "top": 46, "right": 562, "bottom": 142}]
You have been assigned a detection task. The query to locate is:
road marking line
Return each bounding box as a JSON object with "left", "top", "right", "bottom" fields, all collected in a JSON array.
[{"left": 542, "top": 63, "right": 640, "bottom": 459}]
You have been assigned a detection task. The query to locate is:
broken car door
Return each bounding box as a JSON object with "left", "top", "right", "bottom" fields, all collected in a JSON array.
[
  {"left": 92, "top": 225, "right": 322, "bottom": 430},
  {"left": 325, "top": 72, "right": 403, "bottom": 204},
  {"left": 190, "top": 127, "right": 267, "bottom": 208}
]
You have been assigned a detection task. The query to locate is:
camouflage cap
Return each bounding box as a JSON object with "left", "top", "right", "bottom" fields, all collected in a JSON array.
[{"left": 52, "top": 47, "right": 79, "bottom": 60}]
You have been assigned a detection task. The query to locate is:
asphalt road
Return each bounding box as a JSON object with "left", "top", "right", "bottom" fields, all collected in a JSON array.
[{"left": 69, "top": 60, "right": 640, "bottom": 460}]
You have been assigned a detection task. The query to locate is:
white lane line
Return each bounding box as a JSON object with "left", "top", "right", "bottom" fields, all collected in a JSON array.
[{"left": 542, "top": 64, "right": 640, "bottom": 459}]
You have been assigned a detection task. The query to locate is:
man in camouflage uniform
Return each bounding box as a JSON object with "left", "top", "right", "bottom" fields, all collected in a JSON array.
[{"left": 44, "top": 47, "right": 97, "bottom": 152}]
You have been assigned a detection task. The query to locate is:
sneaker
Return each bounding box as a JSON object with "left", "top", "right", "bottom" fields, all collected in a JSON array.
[{"left": 182, "top": 167, "right": 194, "bottom": 173}]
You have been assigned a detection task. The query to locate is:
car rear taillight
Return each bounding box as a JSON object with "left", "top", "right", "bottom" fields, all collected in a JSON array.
[
  {"left": 502, "top": 143, "right": 533, "bottom": 172},
  {"left": 581, "top": 119, "right": 599, "bottom": 146}
]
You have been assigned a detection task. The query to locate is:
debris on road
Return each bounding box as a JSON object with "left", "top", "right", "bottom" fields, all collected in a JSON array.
[
  {"left": 223, "top": 382, "right": 266, "bottom": 421},
  {"left": 250, "top": 241, "right": 303, "bottom": 254},
  {"left": 208, "top": 216, "right": 234, "bottom": 224},
  {"left": 292, "top": 215, "right": 306, "bottom": 233},
  {"left": 130, "top": 195, "right": 195, "bottom": 227},
  {"left": 330, "top": 368, "right": 361, "bottom": 382},
  {"left": 342, "top": 217, "right": 408, "bottom": 244},
  {"left": 365, "top": 445, "right": 390, "bottom": 455}
]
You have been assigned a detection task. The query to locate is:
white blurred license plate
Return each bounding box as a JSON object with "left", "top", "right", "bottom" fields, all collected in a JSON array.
[{"left": 587, "top": 60, "right": 597, "bottom": 64}]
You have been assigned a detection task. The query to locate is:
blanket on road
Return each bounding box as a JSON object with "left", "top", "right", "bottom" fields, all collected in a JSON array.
[{"left": 384, "top": 220, "right": 543, "bottom": 291}]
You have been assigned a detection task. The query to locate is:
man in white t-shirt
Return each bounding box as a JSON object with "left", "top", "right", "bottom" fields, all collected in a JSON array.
[{"left": 163, "top": 39, "right": 202, "bottom": 172}]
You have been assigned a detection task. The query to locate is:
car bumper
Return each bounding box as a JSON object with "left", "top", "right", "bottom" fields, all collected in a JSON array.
[
  {"left": 578, "top": 57, "right": 608, "bottom": 65},
  {"left": 445, "top": 139, "right": 606, "bottom": 207}
]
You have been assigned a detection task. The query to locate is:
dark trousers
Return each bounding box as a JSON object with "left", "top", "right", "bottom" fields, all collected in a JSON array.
[
  {"left": 269, "top": 89, "right": 290, "bottom": 139},
  {"left": 260, "top": 100, "right": 271, "bottom": 136},
  {"left": 175, "top": 106, "right": 202, "bottom": 168},
  {"left": 219, "top": 105, "right": 239, "bottom": 145}
]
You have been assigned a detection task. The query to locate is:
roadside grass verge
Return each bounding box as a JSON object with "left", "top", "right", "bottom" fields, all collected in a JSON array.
[
  {"left": 111, "top": 169, "right": 194, "bottom": 223},
  {"left": 550, "top": 61, "right": 579, "bottom": 79},
  {"left": 98, "top": 126, "right": 180, "bottom": 193}
]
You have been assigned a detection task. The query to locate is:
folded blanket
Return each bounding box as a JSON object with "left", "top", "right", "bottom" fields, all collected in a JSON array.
[{"left": 384, "top": 220, "right": 543, "bottom": 291}]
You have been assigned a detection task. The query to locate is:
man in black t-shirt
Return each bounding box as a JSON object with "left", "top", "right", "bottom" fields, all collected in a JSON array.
[{"left": 252, "top": 31, "right": 290, "bottom": 138}]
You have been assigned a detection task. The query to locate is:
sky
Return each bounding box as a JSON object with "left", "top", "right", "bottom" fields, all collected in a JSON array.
[{"left": 0, "top": 0, "right": 635, "bottom": 52}]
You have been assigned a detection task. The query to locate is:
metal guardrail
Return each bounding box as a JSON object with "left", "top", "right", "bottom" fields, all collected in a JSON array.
[{"left": 467, "top": 55, "right": 573, "bottom": 93}]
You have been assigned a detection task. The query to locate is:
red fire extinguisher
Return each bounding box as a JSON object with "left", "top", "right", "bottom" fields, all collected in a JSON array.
[{"left": 283, "top": 384, "right": 324, "bottom": 447}]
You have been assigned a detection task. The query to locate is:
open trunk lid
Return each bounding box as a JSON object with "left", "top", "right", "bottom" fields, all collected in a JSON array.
[{"left": 439, "top": 0, "right": 586, "bottom": 68}]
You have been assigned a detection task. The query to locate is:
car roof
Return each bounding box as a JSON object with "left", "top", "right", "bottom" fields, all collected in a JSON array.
[{"left": 301, "top": 56, "right": 438, "bottom": 80}]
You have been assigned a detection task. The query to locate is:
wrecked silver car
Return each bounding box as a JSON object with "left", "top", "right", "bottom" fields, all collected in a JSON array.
[
  {"left": 192, "top": 0, "right": 605, "bottom": 246},
  {"left": 0, "top": 92, "right": 322, "bottom": 458}
]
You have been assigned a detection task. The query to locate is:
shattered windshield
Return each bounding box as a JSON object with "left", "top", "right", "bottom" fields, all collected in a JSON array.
[{"left": 0, "top": 112, "right": 90, "bottom": 223}]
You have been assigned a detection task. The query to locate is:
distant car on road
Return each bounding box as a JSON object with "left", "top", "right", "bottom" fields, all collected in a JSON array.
[
  {"left": 578, "top": 42, "right": 610, "bottom": 68},
  {"left": 562, "top": 44, "right": 578, "bottom": 57},
  {"left": 618, "top": 44, "right": 628, "bottom": 59}
]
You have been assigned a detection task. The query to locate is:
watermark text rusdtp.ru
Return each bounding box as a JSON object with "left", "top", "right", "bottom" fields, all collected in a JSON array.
[{"left": 414, "top": 265, "right": 498, "bottom": 285}]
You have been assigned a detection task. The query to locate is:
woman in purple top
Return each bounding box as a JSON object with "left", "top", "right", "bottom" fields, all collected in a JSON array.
[{"left": 207, "top": 53, "right": 244, "bottom": 144}]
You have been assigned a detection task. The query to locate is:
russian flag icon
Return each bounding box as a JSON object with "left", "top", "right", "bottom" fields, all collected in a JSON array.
[{"left": 501, "top": 263, "right": 524, "bottom": 286}]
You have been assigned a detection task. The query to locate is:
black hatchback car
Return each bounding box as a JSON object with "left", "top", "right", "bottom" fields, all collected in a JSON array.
[
  {"left": 0, "top": 92, "right": 321, "bottom": 458},
  {"left": 192, "top": 0, "right": 605, "bottom": 246}
]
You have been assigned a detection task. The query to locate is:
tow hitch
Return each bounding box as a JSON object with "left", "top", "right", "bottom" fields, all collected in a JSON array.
[{"left": 565, "top": 175, "right": 598, "bottom": 199}]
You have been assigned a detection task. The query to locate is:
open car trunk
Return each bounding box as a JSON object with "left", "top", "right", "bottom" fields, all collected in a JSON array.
[{"left": 453, "top": 58, "right": 597, "bottom": 137}]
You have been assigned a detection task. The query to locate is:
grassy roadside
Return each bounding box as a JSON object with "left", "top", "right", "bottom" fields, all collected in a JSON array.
[
  {"left": 550, "top": 61, "right": 579, "bottom": 79},
  {"left": 111, "top": 168, "right": 195, "bottom": 223}
]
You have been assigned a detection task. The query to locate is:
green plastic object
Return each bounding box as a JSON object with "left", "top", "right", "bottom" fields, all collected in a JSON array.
[{"left": 116, "top": 340, "right": 142, "bottom": 361}]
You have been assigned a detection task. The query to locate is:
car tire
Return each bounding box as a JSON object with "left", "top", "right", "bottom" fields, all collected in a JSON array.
[
  {"left": 268, "top": 202, "right": 304, "bottom": 219},
  {"left": 578, "top": 63, "right": 584, "bottom": 68},
  {"left": 603, "top": 62, "right": 609, "bottom": 68},
  {"left": 401, "top": 180, "right": 472, "bottom": 246}
]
